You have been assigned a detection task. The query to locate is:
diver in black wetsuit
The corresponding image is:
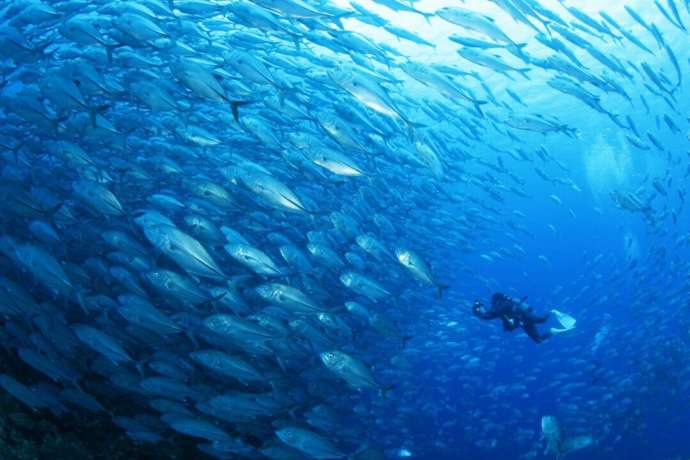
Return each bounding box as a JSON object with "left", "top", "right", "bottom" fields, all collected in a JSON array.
[{"left": 472, "top": 292, "right": 552, "bottom": 343}]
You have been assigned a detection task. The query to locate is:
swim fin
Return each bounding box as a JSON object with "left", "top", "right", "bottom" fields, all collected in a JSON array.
[{"left": 550, "top": 309, "right": 576, "bottom": 334}]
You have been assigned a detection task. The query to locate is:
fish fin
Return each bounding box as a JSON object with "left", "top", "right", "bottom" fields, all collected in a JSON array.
[
  {"left": 518, "top": 68, "right": 531, "bottom": 80},
  {"left": 51, "top": 113, "right": 70, "bottom": 133},
  {"left": 336, "top": 8, "right": 357, "bottom": 18},
  {"left": 402, "top": 335, "right": 413, "bottom": 348},
  {"left": 40, "top": 201, "right": 65, "bottom": 217},
  {"left": 229, "top": 100, "right": 251, "bottom": 122},
  {"left": 72, "top": 381, "right": 86, "bottom": 395},
  {"left": 33, "top": 35, "right": 57, "bottom": 59},
  {"left": 275, "top": 357, "right": 287, "bottom": 374},
  {"left": 8, "top": 141, "right": 25, "bottom": 163},
  {"left": 277, "top": 85, "right": 290, "bottom": 108},
  {"left": 88, "top": 104, "right": 110, "bottom": 128},
  {"left": 104, "top": 43, "right": 122, "bottom": 63},
  {"left": 231, "top": 102, "right": 239, "bottom": 122},
  {"left": 473, "top": 99, "right": 488, "bottom": 117},
  {"left": 74, "top": 289, "right": 89, "bottom": 315},
  {"left": 436, "top": 283, "right": 449, "bottom": 298},
  {"left": 378, "top": 384, "right": 395, "bottom": 399},
  {"left": 404, "top": 119, "right": 426, "bottom": 139},
  {"left": 197, "top": 292, "right": 227, "bottom": 309}
]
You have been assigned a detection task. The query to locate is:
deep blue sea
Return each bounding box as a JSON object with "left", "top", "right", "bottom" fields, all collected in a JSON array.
[{"left": 1, "top": 0, "right": 689, "bottom": 459}]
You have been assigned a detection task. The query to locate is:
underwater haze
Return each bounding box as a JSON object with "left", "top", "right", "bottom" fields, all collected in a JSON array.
[{"left": 0, "top": 0, "right": 689, "bottom": 459}]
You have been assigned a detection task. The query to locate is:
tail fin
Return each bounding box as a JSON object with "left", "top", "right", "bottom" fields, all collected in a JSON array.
[
  {"left": 184, "top": 330, "right": 199, "bottom": 348},
  {"left": 473, "top": 100, "right": 488, "bottom": 118},
  {"left": 378, "top": 384, "right": 395, "bottom": 399},
  {"left": 332, "top": 10, "right": 355, "bottom": 29},
  {"left": 51, "top": 113, "right": 70, "bottom": 133},
  {"left": 41, "top": 201, "right": 65, "bottom": 220},
  {"left": 404, "top": 119, "right": 426, "bottom": 140},
  {"left": 8, "top": 141, "right": 25, "bottom": 163},
  {"left": 508, "top": 43, "right": 529, "bottom": 58},
  {"left": 134, "top": 360, "right": 145, "bottom": 376},
  {"left": 198, "top": 292, "right": 227, "bottom": 309},
  {"left": 34, "top": 36, "right": 56, "bottom": 59},
  {"left": 104, "top": 43, "right": 121, "bottom": 63},
  {"left": 88, "top": 104, "right": 110, "bottom": 128},
  {"left": 436, "top": 283, "right": 449, "bottom": 298},
  {"left": 230, "top": 101, "right": 251, "bottom": 122},
  {"left": 275, "top": 357, "right": 287, "bottom": 374},
  {"left": 402, "top": 335, "right": 413, "bottom": 348},
  {"left": 74, "top": 289, "right": 89, "bottom": 315}
]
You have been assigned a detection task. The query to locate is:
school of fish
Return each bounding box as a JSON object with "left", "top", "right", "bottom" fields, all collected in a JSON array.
[{"left": 1, "top": 0, "right": 690, "bottom": 458}]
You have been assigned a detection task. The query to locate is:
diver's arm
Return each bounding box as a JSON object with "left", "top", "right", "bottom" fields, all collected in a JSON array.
[
  {"left": 472, "top": 301, "right": 498, "bottom": 320},
  {"left": 501, "top": 316, "right": 519, "bottom": 331}
]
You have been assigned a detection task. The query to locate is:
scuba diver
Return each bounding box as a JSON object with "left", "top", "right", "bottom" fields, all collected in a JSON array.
[{"left": 472, "top": 293, "right": 572, "bottom": 343}]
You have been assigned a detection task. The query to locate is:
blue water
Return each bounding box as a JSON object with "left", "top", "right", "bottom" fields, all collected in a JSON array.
[{"left": 2, "top": 0, "right": 690, "bottom": 459}]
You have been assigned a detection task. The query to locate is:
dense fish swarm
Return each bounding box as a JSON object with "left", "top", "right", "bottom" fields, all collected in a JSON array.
[{"left": 0, "top": 0, "right": 690, "bottom": 458}]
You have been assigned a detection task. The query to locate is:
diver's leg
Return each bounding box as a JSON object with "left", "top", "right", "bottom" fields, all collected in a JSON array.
[
  {"left": 522, "top": 323, "right": 542, "bottom": 343},
  {"left": 538, "top": 327, "right": 552, "bottom": 341},
  {"left": 523, "top": 323, "right": 551, "bottom": 343},
  {"left": 532, "top": 313, "right": 551, "bottom": 324},
  {"left": 525, "top": 311, "right": 551, "bottom": 324}
]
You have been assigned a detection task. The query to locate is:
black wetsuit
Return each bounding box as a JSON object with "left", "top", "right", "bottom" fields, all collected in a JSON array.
[{"left": 472, "top": 293, "right": 552, "bottom": 343}]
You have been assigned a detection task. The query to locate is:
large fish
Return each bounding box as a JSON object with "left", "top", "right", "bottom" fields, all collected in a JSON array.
[
  {"left": 225, "top": 243, "right": 284, "bottom": 277},
  {"left": 340, "top": 271, "right": 391, "bottom": 302},
  {"left": 437, "top": 7, "right": 513, "bottom": 43},
  {"left": 320, "top": 350, "right": 389, "bottom": 394},
  {"left": 276, "top": 427, "right": 347, "bottom": 459},
  {"left": 395, "top": 248, "right": 448, "bottom": 297},
  {"left": 141, "top": 224, "right": 225, "bottom": 280},
  {"left": 329, "top": 67, "right": 421, "bottom": 135},
  {"left": 14, "top": 242, "right": 73, "bottom": 297}
]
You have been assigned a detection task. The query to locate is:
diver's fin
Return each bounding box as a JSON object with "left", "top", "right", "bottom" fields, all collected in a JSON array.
[
  {"left": 550, "top": 309, "right": 576, "bottom": 335},
  {"left": 550, "top": 309, "right": 576, "bottom": 329}
]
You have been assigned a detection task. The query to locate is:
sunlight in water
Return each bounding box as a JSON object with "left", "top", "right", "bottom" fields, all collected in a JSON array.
[
  {"left": 584, "top": 134, "right": 632, "bottom": 203},
  {"left": 331, "top": 0, "right": 658, "bottom": 62}
]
